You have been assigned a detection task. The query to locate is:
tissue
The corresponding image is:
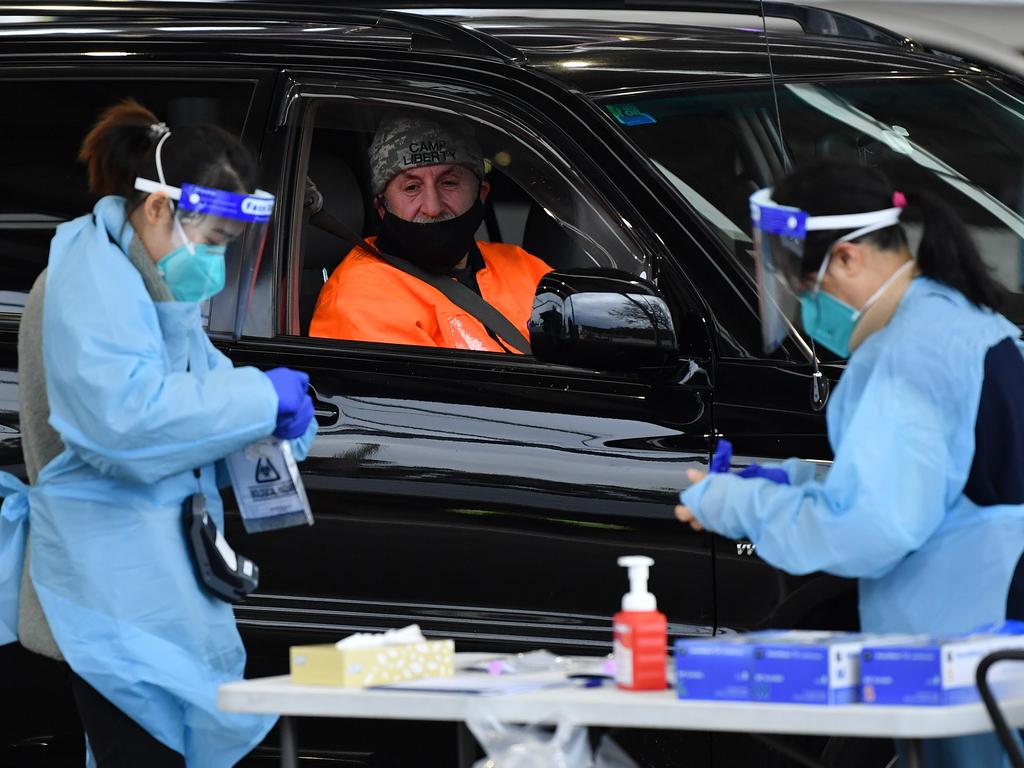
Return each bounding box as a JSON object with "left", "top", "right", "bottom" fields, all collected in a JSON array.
[{"left": 335, "top": 624, "right": 427, "bottom": 649}]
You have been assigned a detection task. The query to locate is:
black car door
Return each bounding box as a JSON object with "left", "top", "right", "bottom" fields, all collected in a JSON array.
[{"left": 214, "top": 71, "right": 718, "bottom": 672}]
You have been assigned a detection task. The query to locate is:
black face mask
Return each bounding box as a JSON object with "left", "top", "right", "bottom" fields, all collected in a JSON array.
[{"left": 376, "top": 199, "right": 484, "bottom": 275}]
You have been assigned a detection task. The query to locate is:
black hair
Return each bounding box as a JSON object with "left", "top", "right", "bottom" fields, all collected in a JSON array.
[
  {"left": 772, "top": 160, "right": 1003, "bottom": 310},
  {"left": 78, "top": 98, "right": 257, "bottom": 216}
]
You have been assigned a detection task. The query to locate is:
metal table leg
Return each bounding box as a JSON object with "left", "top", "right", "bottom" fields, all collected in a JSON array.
[
  {"left": 456, "top": 722, "right": 478, "bottom": 768},
  {"left": 978, "top": 650, "right": 1024, "bottom": 768},
  {"left": 280, "top": 716, "right": 298, "bottom": 768},
  {"left": 750, "top": 733, "right": 829, "bottom": 768},
  {"left": 899, "top": 738, "right": 924, "bottom": 768}
]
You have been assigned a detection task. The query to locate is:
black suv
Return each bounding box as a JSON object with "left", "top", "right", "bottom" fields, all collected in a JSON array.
[{"left": 3, "top": 2, "right": 1024, "bottom": 766}]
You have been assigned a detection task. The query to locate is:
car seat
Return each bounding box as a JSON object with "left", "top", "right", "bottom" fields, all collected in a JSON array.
[
  {"left": 522, "top": 200, "right": 592, "bottom": 270},
  {"left": 299, "top": 149, "right": 366, "bottom": 334}
]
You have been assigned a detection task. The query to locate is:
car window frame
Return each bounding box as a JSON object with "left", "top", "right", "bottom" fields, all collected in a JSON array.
[
  {"left": 598, "top": 74, "right": 1024, "bottom": 360},
  {"left": 278, "top": 76, "right": 661, "bottom": 330},
  {"left": 0, "top": 63, "right": 277, "bottom": 336}
]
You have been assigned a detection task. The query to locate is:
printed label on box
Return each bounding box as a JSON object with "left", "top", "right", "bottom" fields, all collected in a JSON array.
[{"left": 861, "top": 634, "right": 1024, "bottom": 706}]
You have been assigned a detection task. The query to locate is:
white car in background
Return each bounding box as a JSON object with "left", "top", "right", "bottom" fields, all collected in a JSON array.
[
  {"left": 416, "top": 2, "right": 1024, "bottom": 76},
  {"left": 802, "top": 0, "right": 1024, "bottom": 77}
]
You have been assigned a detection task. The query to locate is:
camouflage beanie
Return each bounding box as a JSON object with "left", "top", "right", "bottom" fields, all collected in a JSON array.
[{"left": 369, "top": 116, "right": 484, "bottom": 195}]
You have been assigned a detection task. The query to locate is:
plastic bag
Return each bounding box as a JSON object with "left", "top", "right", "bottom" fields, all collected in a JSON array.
[
  {"left": 463, "top": 651, "right": 615, "bottom": 677},
  {"left": 467, "top": 717, "right": 639, "bottom": 768},
  {"left": 594, "top": 734, "right": 641, "bottom": 768},
  {"left": 468, "top": 717, "right": 591, "bottom": 768}
]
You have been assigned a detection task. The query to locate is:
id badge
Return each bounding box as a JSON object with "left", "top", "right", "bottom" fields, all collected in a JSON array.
[{"left": 225, "top": 438, "right": 314, "bottom": 533}]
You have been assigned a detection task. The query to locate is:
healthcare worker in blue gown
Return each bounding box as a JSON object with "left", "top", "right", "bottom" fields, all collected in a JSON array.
[
  {"left": 0, "top": 99, "right": 317, "bottom": 766},
  {"left": 676, "top": 160, "right": 1024, "bottom": 767}
]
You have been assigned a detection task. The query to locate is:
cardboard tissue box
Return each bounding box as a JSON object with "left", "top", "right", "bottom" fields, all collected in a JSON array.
[{"left": 290, "top": 625, "right": 455, "bottom": 687}]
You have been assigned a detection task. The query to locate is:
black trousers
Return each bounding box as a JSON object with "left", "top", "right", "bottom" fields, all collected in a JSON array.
[{"left": 68, "top": 670, "right": 185, "bottom": 768}]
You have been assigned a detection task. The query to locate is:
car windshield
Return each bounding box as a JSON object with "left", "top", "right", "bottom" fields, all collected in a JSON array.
[{"left": 603, "top": 77, "right": 1024, "bottom": 324}]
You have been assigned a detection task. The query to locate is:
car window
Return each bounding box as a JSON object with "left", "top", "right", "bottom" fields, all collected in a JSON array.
[
  {"left": 603, "top": 77, "right": 1024, "bottom": 353},
  {"left": 289, "top": 99, "right": 648, "bottom": 341},
  {"left": 0, "top": 77, "right": 256, "bottom": 318}
]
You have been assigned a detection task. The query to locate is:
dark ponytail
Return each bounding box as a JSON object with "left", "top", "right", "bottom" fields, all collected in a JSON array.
[
  {"left": 79, "top": 98, "right": 258, "bottom": 215},
  {"left": 772, "top": 160, "right": 1003, "bottom": 310},
  {"left": 910, "top": 188, "right": 1003, "bottom": 310},
  {"left": 79, "top": 99, "right": 160, "bottom": 197}
]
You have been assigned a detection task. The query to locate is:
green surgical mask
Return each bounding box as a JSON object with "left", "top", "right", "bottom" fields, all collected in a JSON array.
[
  {"left": 800, "top": 257, "right": 916, "bottom": 358},
  {"left": 798, "top": 289, "right": 859, "bottom": 358},
  {"left": 157, "top": 242, "right": 226, "bottom": 303}
]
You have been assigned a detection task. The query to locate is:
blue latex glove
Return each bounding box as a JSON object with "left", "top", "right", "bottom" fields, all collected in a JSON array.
[
  {"left": 710, "top": 438, "right": 734, "bottom": 473},
  {"left": 289, "top": 414, "right": 319, "bottom": 462},
  {"left": 265, "top": 367, "right": 315, "bottom": 439},
  {"left": 276, "top": 396, "right": 314, "bottom": 440},
  {"left": 737, "top": 464, "right": 791, "bottom": 484},
  {"left": 709, "top": 438, "right": 789, "bottom": 485}
]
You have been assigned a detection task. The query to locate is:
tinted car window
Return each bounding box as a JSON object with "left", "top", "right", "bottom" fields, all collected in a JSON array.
[
  {"left": 0, "top": 78, "right": 256, "bottom": 315},
  {"left": 605, "top": 77, "right": 1024, "bottom": 350},
  {"left": 293, "top": 100, "right": 648, "bottom": 338}
]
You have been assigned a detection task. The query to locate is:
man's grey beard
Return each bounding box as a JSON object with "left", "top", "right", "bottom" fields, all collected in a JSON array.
[
  {"left": 412, "top": 210, "right": 455, "bottom": 224},
  {"left": 381, "top": 198, "right": 458, "bottom": 224}
]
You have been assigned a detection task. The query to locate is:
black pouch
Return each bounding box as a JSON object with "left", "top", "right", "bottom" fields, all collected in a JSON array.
[{"left": 183, "top": 493, "right": 259, "bottom": 603}]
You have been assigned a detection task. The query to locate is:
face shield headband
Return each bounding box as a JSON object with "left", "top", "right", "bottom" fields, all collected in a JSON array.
[
  {"left": 133, "top": 131, "right": 275, "bottom": 326},
  {"left": 134, "top": 133, "right": 275, "bottom": 241},
  {"left": 749, "top": 187, "right": 903, "bottom": 353}
]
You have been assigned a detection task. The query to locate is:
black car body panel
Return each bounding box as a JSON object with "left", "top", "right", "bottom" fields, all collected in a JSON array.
[{"left": 2, "top": 3, "right": 1023, "bottom": 766}]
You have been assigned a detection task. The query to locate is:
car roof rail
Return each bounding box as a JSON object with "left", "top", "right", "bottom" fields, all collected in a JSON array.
[
  {"left": 0, "top": 1, "right": 526, "bottom": 63},
  {"left": 382, "top": 9, "right": 528, "bottom": 62},
  {"left": 331, "top": 0, "right": 923, "bottom": 51},
  {"left": 631, "top": 0, "right": 922, "bottom": 50},
  {"left": 3, "top": 0, "right": 921, "bottom": 55}
]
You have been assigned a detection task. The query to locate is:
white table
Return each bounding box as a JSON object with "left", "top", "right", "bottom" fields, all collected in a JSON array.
[{"left": 218, "top": 655, "right": 1024, "bottom": 768}]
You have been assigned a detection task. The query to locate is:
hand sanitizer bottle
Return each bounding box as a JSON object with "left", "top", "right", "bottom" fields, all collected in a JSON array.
[{"left": 613, "top": 555, "right": 667, "bottom": 691}]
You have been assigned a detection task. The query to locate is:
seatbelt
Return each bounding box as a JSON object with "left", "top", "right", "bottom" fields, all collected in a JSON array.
[{"left": 305, "top": 178, "right": 531, "bottom": 355}]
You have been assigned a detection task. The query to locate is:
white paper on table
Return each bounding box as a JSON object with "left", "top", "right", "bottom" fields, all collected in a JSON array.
[{"left": 372, "top": 672, "right": 572, "bottom": 696}]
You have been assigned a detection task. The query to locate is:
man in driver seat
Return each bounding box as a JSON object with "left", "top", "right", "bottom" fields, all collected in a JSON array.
[{"left": 309, "top": 116, "right": 552, "bottom": 351}]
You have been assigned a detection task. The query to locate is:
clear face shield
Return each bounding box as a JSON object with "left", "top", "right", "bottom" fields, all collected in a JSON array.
[
  {"left": 134, "top": 132, "right": 274, "bottom": 332},
  {"left": 749, "top": 188, "right": 903, "bottom": 353}
]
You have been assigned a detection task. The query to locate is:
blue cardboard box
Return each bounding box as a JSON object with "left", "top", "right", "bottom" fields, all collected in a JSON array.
[
  {"left": 861, "top": 633, "right": 1024, "bottom": 706},
  {"left": 674, "top": 634, "right": 768, "bottom": 701},
  {"left": 675, "top": 630, "right": 855, "bottom": 702},
  {"left": 751, "top": 632, "right": 868, "bottom": 705}
]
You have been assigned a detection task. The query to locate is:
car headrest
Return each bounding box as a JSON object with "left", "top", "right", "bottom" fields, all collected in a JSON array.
[
  {"left": 303, "top": 150, "right": 366, "bottom": 276},
  {"left": 522, "top": 201, "right": 589, "bottom": 271}
]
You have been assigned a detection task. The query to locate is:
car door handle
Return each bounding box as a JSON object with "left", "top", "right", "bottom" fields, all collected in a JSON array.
[
  {"left": 309, "top": 387, "right": 340, "bottom": 427},
  {"left": 314, "top": 404, "right": 339, "bottom": 426}
]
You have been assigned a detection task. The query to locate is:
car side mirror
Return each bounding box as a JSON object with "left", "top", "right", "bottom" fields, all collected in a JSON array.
[{"left": 529, "top": 269, "right": 678, "bottom": 372}]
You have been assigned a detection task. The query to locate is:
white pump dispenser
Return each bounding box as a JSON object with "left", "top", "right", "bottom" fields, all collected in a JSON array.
[
  {"left": 613, "top": 554, "right": 666, "bottom": 690},
  {"left": 618, "top": 555, "right": 657, "bottom": 612}
]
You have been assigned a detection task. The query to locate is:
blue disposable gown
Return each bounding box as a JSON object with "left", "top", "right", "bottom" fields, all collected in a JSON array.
[
  {"left": 681, "top": 277, "right": 1024, "bottom": 767},
  {"left": 0, "top": 196, "right": 318, "bottom": 766}
]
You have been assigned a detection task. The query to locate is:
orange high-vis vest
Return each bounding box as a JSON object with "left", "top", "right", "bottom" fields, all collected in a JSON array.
[{"left": 309, "top": 238, "right": 552, "bottom": 352}]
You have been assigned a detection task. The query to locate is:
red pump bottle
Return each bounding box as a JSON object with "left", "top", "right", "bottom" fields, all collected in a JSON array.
[{"left": 613, "top": 555, "right": 667, "bottom": 691}]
